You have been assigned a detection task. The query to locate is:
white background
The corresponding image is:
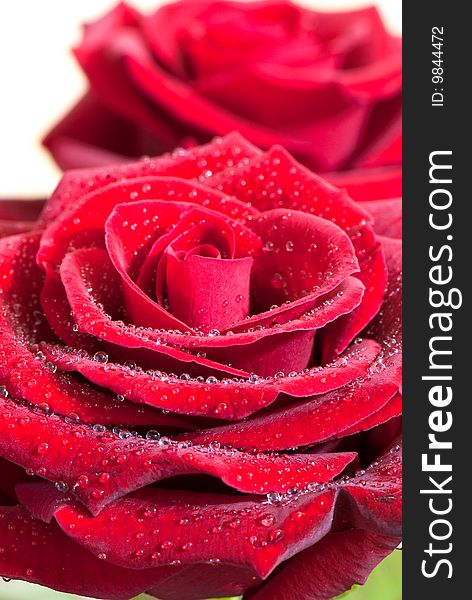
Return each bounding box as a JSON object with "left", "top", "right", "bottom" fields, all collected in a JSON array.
[{"left": 0, "top": 0, "right": 401, "bottom": 198}]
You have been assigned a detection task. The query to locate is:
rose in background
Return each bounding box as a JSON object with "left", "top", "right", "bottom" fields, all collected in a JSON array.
[
  {"left": 44, "top": 0, "right": 401, "bottom": 201},
  {"left": 0, "top": 199, "right": 44, "bottom": 238},
  {"left": 0, "top": 133, "right": 401, "bottom": 600}
]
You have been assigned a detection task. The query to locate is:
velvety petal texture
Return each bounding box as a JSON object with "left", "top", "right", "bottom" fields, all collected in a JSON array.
[
  {"left": 0, "top": 199, "right": 44, "bottom": 238},
  {"left": 0, "top": 134, "right": 401, "bottom": 600},
  {"left": 43, "top": 0, "right": 401, "bottom": 179}
]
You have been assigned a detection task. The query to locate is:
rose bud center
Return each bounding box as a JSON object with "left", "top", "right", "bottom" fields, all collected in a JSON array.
[{"left": 162, "top": 216, "right": 253, "bottom": 333}]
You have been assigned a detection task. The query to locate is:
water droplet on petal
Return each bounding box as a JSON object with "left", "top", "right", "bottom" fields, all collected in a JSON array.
[
  {"left": 93, "top": 351, "right": 108, "bottom": 364},
  {"left": 259, "top": 514, "right": 275, "bottom": 527},
  {"left": 55, "top": 481, "right": 69, "bottom": 493}
]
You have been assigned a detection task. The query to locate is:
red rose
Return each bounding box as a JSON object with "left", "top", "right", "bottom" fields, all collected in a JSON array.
[
  {"left": 0, "top": 199, "right": 44, "bottom": 238},
  {"left": 0, "top": 134, "right": 401, "bottom": 600},
  {"left": 44, "top": 0, "right": 402, "bottom": 187}
]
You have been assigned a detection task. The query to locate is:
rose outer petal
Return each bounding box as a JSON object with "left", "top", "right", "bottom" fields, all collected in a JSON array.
[
  {"left": 245, "top": 530, "right": 400, "bottom": 600},
  {"left": 327, "top": 166, "right": 402, "bottom": 202},
  {"left": 39, "top": 338, "right": 381, "bottom": 421},
  {"left": 0, "top": 199, "right": 45, "bottom": 222},
  {"left": 41, "top": 262, "right": 101, "bottom": 352},
  {"left": 43, "top": 89, "right": 159, "bottom": 171},
  {"left": 0, "top": 234, "right": 182, "bottom": 428},
  {"left": 40, "top": 131, "right": 261, "bottom": 227},
  {"left": 185, "top": 362, "right": 399, "bottom": 451},
  {"left": 0, "top": 457, "right": 31, "bottom": 502},
  {"left": 0, "top": 199, "right": 45, "bottom": 238},
  {"left": 1, "top": 504, "right": 258, "bottom": 600},
  {"left": 38, "top": 175, "right": 258, "bottom": 273},
  {"left": 360, "top": 198, "right": 402, "bottom": 239},
  {"left": 15, "top": 442, "right": 400, "bottom": 578},
  {"left": 1, "top": 393, "right": 358, "bottom": 514}
]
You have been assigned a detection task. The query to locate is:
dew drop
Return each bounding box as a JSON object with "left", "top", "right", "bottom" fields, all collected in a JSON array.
[
  {"left": 93, "top": 351, "right": 108, "bottom": 364},
  {"left": 142, "top": 506, "right": 158, "bottom": 518},
  {"left": 35, "top": 442, "right": 49, "bottom": 455},
  {"left": 259, "top": 514, "right": 275, "bottom": 527},
  {"left": 55, "top": 481, "right": 69, "bottom": 493},
  {"left": 266, "top": 491, "right": 283, "bottom": 505},
  {"left": 65, "top": 412, "right": 80, "bottom": 424},
  {"left": 98, "top": 472, "right": 110, "bottom": 484},
  {"left": 269, "top": 529, "right": 284, "bottom": 542}
]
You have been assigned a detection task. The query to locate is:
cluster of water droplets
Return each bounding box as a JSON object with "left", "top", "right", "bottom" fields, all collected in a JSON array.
[
  {"left": 37, "top": 334, "right": 370, "bottom": 392},
  {"left": 264, "top": 443, "right": 402, "bottom": 506}
]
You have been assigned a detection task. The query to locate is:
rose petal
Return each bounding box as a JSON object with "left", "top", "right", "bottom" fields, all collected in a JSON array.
[
  {"left": 16, "top": 443, "right": 400, "bottom": 576},
  {"left": 248, "top": 208, "right": 359, "bottom": 315},
  {"left": 319, "top": 238, "right": 386, "bottom": 362},
  {"left": 185, "top": 362, "right": 399, "bottom": 451},
  {"left": 166, "top": 252, "right": 254, "bottom": 331},
  {"left": 186, "top": 238, "right": 401, "bottom": 450},
  {"left": 0, "top": 234, "right": 196, "bottom": 428},
  {"left": 0, "top": 458, "right": 31, "bottom": 502},
  {"left": 41, "top": 262, "right": 101, "bottom": 352},
  {"left": 360, "top": 198, "right": 402, "bottom": 239},
  {"left": 210, "top": 146, "right": 370, "bottom": 227},
  {"left": 40, "top": 338, "right": 380, "bottom": 421},
  {"left": 60, "top": 247, "right": 253, "bottom": 379},
  {"left": 327, "top": 166, "right": 402, "bottom": 202},
  {"left": 42, "top": 90, "right": 152, "bottom": 170},
  {"left": 340, "top": 393, "right": 402, "bottom": 438},
  {"left": 209, "top": 147, "right": 386, "bottom": 358},
  {"left": 245, "top": 530, "right": 400, "bottom": 600},
  {"left": 40, "top": 131, "right": 261, "bottom": 227},
  {"left": 0, "top": 504, "right": 256, "bottom": 600},
  {"left": 0, "top": 199, "right": 44, "bottom": 222},
  {"left": 353, "top": 106, "right": 402, "bottom": 169},
  {"left": 105, "top": 200, "right": 260, "bottom": 332},
  {"left": 1, "top": 390, "right": 356, "bottom": 514}
]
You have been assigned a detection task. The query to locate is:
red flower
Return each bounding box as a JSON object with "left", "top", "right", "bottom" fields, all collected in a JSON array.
[
  {"left": 0, "top": 199, "right": 44, "bottom": 238},
  {"left": 0, "top": 134, "right": 401, "bottom": 600},
  {"left": 44, "top": 0, "right": 402, "bottom": 193}
]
